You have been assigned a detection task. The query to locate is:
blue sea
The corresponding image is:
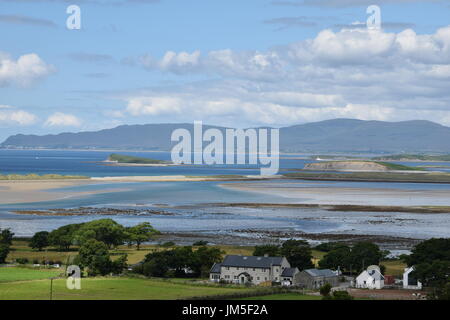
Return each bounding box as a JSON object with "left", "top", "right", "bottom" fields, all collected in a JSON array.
[{"left": 1, "top": 149, "right": 450, "bottom": 242}]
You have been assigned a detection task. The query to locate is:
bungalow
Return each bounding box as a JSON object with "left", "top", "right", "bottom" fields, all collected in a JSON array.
[
  {"left": 355, "top": 265, "right": 385, "bottom": 289},
  {"left": 403, "top": 267, "right": 423, "bottom": 290},
  {"left": 210, "top": 255, "right": 298, "bottom": 286},
  {"left": 296, "top": 268, "right": 340, "bottom": 289}
]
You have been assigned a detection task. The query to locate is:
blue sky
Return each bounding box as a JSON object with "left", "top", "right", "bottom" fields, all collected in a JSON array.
[{"left": 0, "top": 0, "right": 450, "bottom": 141}]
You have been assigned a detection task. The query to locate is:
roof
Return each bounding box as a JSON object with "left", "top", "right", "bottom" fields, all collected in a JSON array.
[
  {"left": 304, "top": 269, "right": 337, "bottom": 278},
  {"left": 221, "top": 255, "right": 284, "bottom": 268},
  {"left": 210, "top": 263, "right": 222, "bottom": 273},
  {"left": 281, "top": 267, "right": 299, "bottom": 277},
  {"left": 368, "top": 269, "right": 385, "bottom": 280}
]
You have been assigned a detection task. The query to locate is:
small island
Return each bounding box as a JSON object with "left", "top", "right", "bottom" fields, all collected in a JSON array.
[
  {"left": 105, "top": 153, "right": 174, "bottom": 166},
  {"left": 303, "top": 161, "right": 423, "bottom": 172},
  {"left": 373, "top": 154, "right": 450, "bottom": 162}
]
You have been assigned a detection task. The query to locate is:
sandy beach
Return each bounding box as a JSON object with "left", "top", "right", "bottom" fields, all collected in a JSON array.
[
  {"left": 0, "top": 179, "right": 96, "bottom": 205},
  {"left": 220, "top": 181, "right": 450, "bottom": 206},
  {"left": 0, "top": 175, "right": 275, "bottom": 205}
]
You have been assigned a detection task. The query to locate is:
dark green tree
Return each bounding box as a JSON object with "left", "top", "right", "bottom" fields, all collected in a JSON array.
[
  {"left": 29, "top": 231, "right": 50, "bottom": 251},
  {"left": 253, "top": 245, "right": 280, "bottom": 257},
  {"left": 74, "top": 219, "right": 126, "bottom": 249},
  {"left": 319, "top": 245, "right": 351, "bottom": 270},
  {"left": 320, "top": 283, "right": 332, "bottom": 297},
  {"left": 405, "top": 238, "right": 450, "bottom": 267},
  {"left": 0, "top": 244, "right": 10, "bottom": 264},
  {"left": 0, "top": 228, "right": 14, "bottom": 246},
  {"left": 49, "top": 223, "right": 83, "bottom": 251},
  {"left": 76, "top": 239, "right": 126, "bottom": 276},
  {"left": 281, "top": 239, "right": 314, "bottom": 271},
  {"left": 348, "top": 242, "right": 384, "bottom": 272},
  {"left": 125, "top": 222, "right": 159, "bottom": 250}
]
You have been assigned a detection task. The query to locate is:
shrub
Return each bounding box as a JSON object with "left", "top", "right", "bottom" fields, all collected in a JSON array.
[{"left": 16, "top": 258, "right": 29, "bottom": 264}]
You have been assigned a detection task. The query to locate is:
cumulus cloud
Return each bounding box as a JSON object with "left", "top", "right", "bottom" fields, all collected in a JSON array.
[
  {"left": 44, "top": 112, "right": 82, "bottom": 127},
  {"left": 0, "top": 52, "right": 55, "bottom": 87},
  {"left": 123, "top": 25, "right": 450, "bottom": 127},
  {"left": 0, "top": 105, "right": 37, "bottom": 126}
]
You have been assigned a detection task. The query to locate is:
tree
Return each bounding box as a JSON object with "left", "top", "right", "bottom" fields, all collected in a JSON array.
[
  {"left": 280, "top": 240, "right": 314, "bottom": 271},
  {"left": 75, "top": 239, "right": 126, "bottom": 276},
  {"left": 125, "top": 222, "right": 159, "bottom": 250},
  {"left": 348, "top": 242, "right": 384, "bottom": 272},
  {"left": 29, "top": 231, "right": 49, "bottom": 251},
  {"left": 0, "top": 228, "right": 14, "bottom": 246},
  {"left": 74, "top": 219, "right": 126, "bottom": 249},
  {"left": 319, "top": 246, "right": 351, "bottom": 270},
  {"left": 405, "top": 238, "right": 450, "bottom": 267},
  {"left": 320, "top": 283, "right": 332, "bottom": 297},
  {"left": 49, "top": 223, "right": 83, "bottom": 251},
  {"left": 315, "top": 242, "right": 348, "bottom": 253},
  {"left": 253, "top": 245, "right": 280, "bottom": 257},
  {"left": 413, "top": 261, "right": 450, "bottom": 300},
  {"left": 191, "top": 246, "right": 223, "bottom": 277},
  {"left": 0, "top": 244, "right": 10, "bottom": 264}
]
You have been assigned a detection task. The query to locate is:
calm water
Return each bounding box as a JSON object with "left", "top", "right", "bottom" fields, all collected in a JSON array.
[{"left": 1, "top": 150, "right": 450, "bottom": 241}]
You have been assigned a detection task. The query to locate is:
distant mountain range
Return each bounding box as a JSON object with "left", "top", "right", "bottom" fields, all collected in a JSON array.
[{"left": 2, "top": 119, "right": 450, "bottom": 153}]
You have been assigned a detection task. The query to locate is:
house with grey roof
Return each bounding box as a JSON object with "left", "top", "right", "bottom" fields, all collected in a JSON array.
[
  {"left": 210, "top": 255, "right": 296, "bottom": 286},
  {"left": 355, "top": 265, "right": 385, "bottom": 289},
  {"left": 296, "top": 268, "right": 340, "bottom": 289}
]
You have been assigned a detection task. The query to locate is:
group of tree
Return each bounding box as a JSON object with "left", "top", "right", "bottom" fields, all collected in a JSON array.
[
  {"left": 405, "top": 238, "right": 450, "bottom": 300},
  {"left": 134, "top": 245, "right": 223, "bottom": 278},
  {"left": 27, "top": 219, "right": 159, "bottom": 277},
  {"left": 318, "top": 242, "right": 386, "bottom": 274},
  {"left": 253, "top": 240, "right": 314, "bottom": 271},
  {"left": 29, "top": 219, "right": 160, "bottom": 252},
  {"left": 319, "top": 283, "right": 353, "bottom": 300},
  {"left": 73, "top": 239, "right": 128, "bottom": 276},
  {"left": 0, "top": 228, "right": 14, "bottom": 264}
]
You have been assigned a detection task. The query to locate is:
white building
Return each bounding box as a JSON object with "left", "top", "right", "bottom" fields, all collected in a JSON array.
[
  {"left": 210, "top": 255, "right": 298, "bottom": 286},
  {"left": 403, "top": 267, "right": 423, "bottom": 290},
  {"left": 355, "top": 265, "right": 385, "bottom": 289}
]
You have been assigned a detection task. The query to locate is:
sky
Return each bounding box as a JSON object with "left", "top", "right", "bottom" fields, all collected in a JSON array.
[{"left": 0, "top": 0, "right": 449, "bottom": 141}]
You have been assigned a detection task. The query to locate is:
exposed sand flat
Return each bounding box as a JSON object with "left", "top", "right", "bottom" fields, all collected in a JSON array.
[
  {"left": 221, "top": 182, "right": 450, "bottom": 206},
  {"left": 90, "top": 175, "right": 278, "bottom": 182},
  {"left": 0, "top": 179, "right": 94, "bottom": 205}
]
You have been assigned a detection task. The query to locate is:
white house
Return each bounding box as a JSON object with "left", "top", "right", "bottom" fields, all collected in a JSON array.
[
  {"left": 355, "top": 265, "right": 385, "bottom": 289},
  {"left": 403, "top": 267, "right": 423, "bottom": 290}
]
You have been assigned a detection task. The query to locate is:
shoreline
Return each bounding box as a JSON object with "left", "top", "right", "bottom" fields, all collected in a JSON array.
[{"left": 220, "top": 182, "right": 450, "bottom": 206}]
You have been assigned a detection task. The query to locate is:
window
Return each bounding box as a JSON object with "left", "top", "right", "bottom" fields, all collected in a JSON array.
[
  {"left": 226, "top": 267, "right": 229, "bottom": 270},
  {"left": 234, "top": 276, "right": 238, "bottom": 280},
  {"left": 257, "top": 277, "right": 260, "bottom": 281},
  {"left": 253, "top": 268, "right": 256, "bottom": 271}
]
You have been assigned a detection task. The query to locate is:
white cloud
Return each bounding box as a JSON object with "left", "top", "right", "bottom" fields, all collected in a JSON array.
[
  {"left": 0, "top": 52, "right": 55, "bottom": 87},
  {"left": 0, "top": 105, "right": 37, "bottom": 126},
  {"left": 44, "top": 113, "right": 82, "bottom": 127},
  {"left": 123, "top": 25, "right": 450, "bottom": 127}
]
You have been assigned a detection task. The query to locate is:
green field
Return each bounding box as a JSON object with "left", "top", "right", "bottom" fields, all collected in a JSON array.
[
  {"left": 238, "top": 293, "right": 322, "bottom": 300},
  {"left": 0, "top": 273, "right": 256, "bottom": 300},
  {"left": 0, "top": 267, "right": 62, "bottom": 282}
]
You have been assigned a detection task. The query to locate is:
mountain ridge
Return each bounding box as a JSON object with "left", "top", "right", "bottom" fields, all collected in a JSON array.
[{"left": 2, "top": 118, "right": 450, "bottom": 153}]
